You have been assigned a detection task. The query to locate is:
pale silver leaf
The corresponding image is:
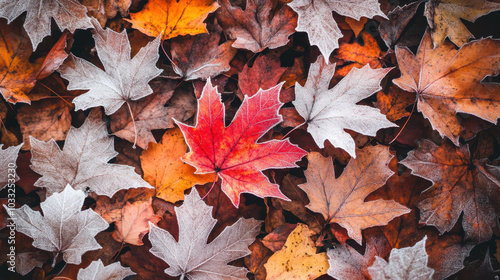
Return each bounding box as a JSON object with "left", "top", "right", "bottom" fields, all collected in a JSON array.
[
  {"left": 77, "top": 260, "right": 135, "bottom": 280},
  {"left": 0, "top": 143, "right": 22, "bottom": 190}
]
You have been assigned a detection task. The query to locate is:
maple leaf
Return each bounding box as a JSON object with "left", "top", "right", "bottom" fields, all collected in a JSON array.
[
  {"left": 400, "top": 139, "right": 500, "bottom": 243},
  {"left": 127, "top": 0, "right": 219, "bottom": 40},
  {"left": 5, "top": 185, "right": 109, "bottom": 265},
  {"left": 375, "top": 85, "right": 415, "bottom": 122},
  {"left": 393, "top": 31, "right": 500, "bottom": 144},
  {"left": 327, "top": 236, "right": 390, "bottom": 280},
  {"left": 176, "top": 79, "right": 307, "bottom": 207},
  {"left": 109, "top": 79, "right": 197, "bottom": 149},
  {"left": 424, "top": 0, "right": 500, "bottom": 47},
  {"left": 82, "top": 0, "right": 132, "bottom": 26},
  {"left": 292, "top": 56, "right": 396, "bottom": 157},
  {"left": 30, "top": 109, "right": 153, "bottom": 197},
  {"left": 141, "top": 128, "right": 213, "bottom": 203},
  {"left": 335, "top": 31, "right": 384, "bottom": 77},
  {"left": 0, "top": 143, "right": 22, "bottom": 190},
  {"left": 238, "top": 51, "right": 287, "bottom": 98},
  {"left": 288, "top": 0, "right": 387, "bottom": 61},
  {"left": 77, "top": 259, "right": 135, "bottom": 280},
  {"left": 169, "top": 24, "right": 237, "bottom": 81},
  {"left": 264, "top": 223, "right": 329, "bottom": 280},
  {"left": 368, "top": 236, "right": 435, "bottom": 280},
  {"left": 149, "top": 188, "right": 262, "bottom": 279},
  {"left": 379, "top": 1, "right": 425, "bottom": 48},
  {"left": 216, "top": 0, "right": 297, "bottom": 53},
  {"left": 58, "top": 18, "right": 162, "bottom": 115},
  {"left": 0, "top": 20, "right": 68, "bottom": 104},
  {"left": 0, "top": 0, "right": 92, "bottom": 49},
  {"left": 299, "top": 147, "right": 410, "bottom": 244}
]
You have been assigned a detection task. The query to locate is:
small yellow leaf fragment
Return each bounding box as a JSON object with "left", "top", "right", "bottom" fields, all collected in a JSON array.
[{"left": 264, "top": 223, "right": 329, "bottom": 280}]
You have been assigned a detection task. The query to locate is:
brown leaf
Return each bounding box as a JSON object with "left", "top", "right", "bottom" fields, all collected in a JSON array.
[
  {"left": 245, "top": 240, "right": 273, "bottom": 280},
  {"left": 238, "top": 52, "right": 287, "bottom": 98},
  {"left": 112, "top": 198, "right": 161, "bottom": 246},
  {"left": 375, "top": 84, "right": 415, "bottom": 122},
  {"left": 379, "top": 1, "right": 425, "bottom": 48},
  {"left": 262, "top": 223, "right": 297, "bottom": 252},
  {"left": 335, "top": 31, "right": 384, "bottom": 77},
  {"left": 401, "top": 139, "right": 500, "bottom": 243},
  {"left": 17, "top": 99, "right": 72, "bottom": 151},
  {"left": 345, "top": 17, "right": 368, "bottom": 37},
  {"left": 169, "top": 24, "right": 237, "bottom": 81},
  {"left": 393, "top": 31, "right": 500, "bottom": 144},
  {"left": 299, "top": 146, "right": 410, "bottom": 244},
  {"left": 82, "top": 0, "right": 131, "bottom": 26},
  {"left": 424, "top": 0, "right": 500, "bottom": 47},
  {"left": 110, "top": 79, "right": 197, "bottom": 149},
  {"left": 216, "top": 0, "right": 297, "bottom": 52},
  {"left": 140, "top": 128, "right": 213, "bottom": 203}
]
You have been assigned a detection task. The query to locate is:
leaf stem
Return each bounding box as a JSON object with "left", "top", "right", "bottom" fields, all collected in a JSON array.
[
  {"left": 389, "top": 96, "right": 418, "bottom": 145},
  {"left": 201, "top": 173, "right": 219, "bottom": 201},
  {"left": 282, "top": 122, "right": 306, "bottom": 139},
  {"left": 126, "top": 101, "right": 138, "bottom": 148}
]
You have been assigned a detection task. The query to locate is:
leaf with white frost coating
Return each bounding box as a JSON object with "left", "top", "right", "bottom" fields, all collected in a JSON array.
[
  {"left": 149, "top": 188, "right": 262, "bottom": 280},
  {"left": 292, "top": 57, "right": 396, "bottom": 157},
  {"left": 0, "top": 143, "right": 22, "bottom": 190},
  {"left": 77, "top": 260, "right": 135, "bottom": 280}
]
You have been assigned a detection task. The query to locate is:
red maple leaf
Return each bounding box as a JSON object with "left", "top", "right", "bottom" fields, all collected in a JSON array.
[{"left": 176, "top": 79, "right": 307, "bottom": 207}]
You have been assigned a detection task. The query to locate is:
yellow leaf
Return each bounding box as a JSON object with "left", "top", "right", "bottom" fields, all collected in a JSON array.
[
  {"left": 141, "top": 128, "right": 213, "bottom": 203},
  {"left": 264, "top": 224, "right": 329, "bottom": 280},
  {"left": 127, "top": 0, "right": 219, "bottom": 40}
]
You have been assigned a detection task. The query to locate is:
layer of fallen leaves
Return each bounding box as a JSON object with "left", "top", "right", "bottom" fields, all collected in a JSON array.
[{"left": 0, "top": 0, "right": 499, "bottom": 279}]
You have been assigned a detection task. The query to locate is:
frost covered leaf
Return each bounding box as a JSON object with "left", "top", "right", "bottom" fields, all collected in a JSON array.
[
  {"left": 30, "top": 109, "right": 152, "bottom": 197},
  {"left": 149, "top": 188, "right": 262, "bottom": 280},
  {"left": 58, "top": 18, "right": 162, "bottom": 115},
  {"left": 368, "top": 236, "right": 435, "bottom": 280},
  {"left": 0, "top": 0, "right": 92, "bottom": 49},
  {"left": 292, "top": 56, "right": 396, "bottom": 157},
  {"left": 299, "top": 147, "right": 409, "bottom": 244},
  {"left": 264, "top": 223, "right": 329, "bottom": 280},
  {"left": 77, "top": 259, "right": 135, "bottom": 280},
  {"left": 288, "top": 0, "right": 386, "bottom": 61},
  {"left": 5, "top": 185, "right": 109, "bottom": 265},
  {"left": 0, "top": 143, "right": 22, "bottom": 190}
]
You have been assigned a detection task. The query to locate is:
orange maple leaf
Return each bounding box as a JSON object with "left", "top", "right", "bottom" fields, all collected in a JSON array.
[{"left": 176, "top": 79, "right": 307, "bottom": 207}]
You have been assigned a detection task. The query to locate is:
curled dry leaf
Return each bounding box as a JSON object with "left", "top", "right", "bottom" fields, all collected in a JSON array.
[
  {"left": 5, "top": 185, "right": 109, "bottom": 267},
  {"left": 141, "top": 127, "right": 213, "bottom": 203},
  {"left": 288, "top": 0, "right": 387, "bottom": 61},
  {"left": 77, "top": 259, "right": 135, "bottom": 280},
  {"left": 149, "top": 188, "right": 261, "bottom": 280},
  {"left": 368, "top": 236, "right": 435, "bottom": 280},
  {"left": 401, "top": 139, "right": 500, "bottom": 243},
  {"left": 30, "top": 109, "right": 152, "bottom": 197},
  {"left": 0, "top": 0, "right": 91, "bottom": 49},
  {"left": 59, "top": 18, "right": 162, "bottom": 115},
  {"left": 293, "top": 56, "right": 396, "bottom": 157},
  {"left": 264, "top": 223, "right": 329, "bottom": 280},
  {"left": 176, "top": 78, "right": 307, "bottom": 207},
  {"left": 299, "top": 146, "right": 410, "bottom": 244},
  {"left": 112, "top": 198, "right": 161, "bottom": 246},
  {"left": 127, "top": 0, "right": 219, "bottom": 40},
  {"left": 393, "top": 31, "right": 500, "bottom": 144},
  {"left": 216, "top": 0, "right": 298, "bottom": 52}
]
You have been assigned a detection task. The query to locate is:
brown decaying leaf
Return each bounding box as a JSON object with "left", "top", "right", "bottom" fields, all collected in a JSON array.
[
  {"left": 17, "top": 99, "right": 72, "bottom": 151},
  {"left": 345, "top": 17, "right": 368, "bottom": 37},
  {"left": 262, "top": 223, "right": 297, "bottom": 252},
  {"left": 299, "top": 146, "right": 410, "bottom": 244},
  {"left": 375, "top": 84, "right": 415, "bottom": 122},
  {"left": 169, "top": 24, "right": 237, "bottom": 81},
  {"left": 110, "top": 79, "right": 197, "bottom": 149},
  {"left": 216, "top": 0, "right": 297, "bottom": 52},
  {"left": 127, "top": 0, "right": 219, "bottom": 40},
  {"left": 238, "top": 51, "right": 287, "bottom": 98},
  {"left": 111, "top": 198, "right": 161, "bottom": 246},
  {"left": 141, "top": 128, "right": 213, "bottom": 203},
  {"left": 245, "top": 240, "right": 273, "bottom": 280},
  {"left": 264, "top": 223, "right": 329, "bottom": 280},
  {"left": 424, "top": 0, "right": 500, "bottom": 47},
  {"left": 335, "top": 31, "right": 384, "bottom": 77},
  {"left": 82, "top": 0, "right": 132, "bottom": 26},
  {"left": 379, "top": 1, "right": 425, "bottom": 48},
  {"left": 393, "top": 30, "right": 500, "bottom": 144},
  {"left": 401, "top": 139, "right": 500, "bottom": 243}
]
